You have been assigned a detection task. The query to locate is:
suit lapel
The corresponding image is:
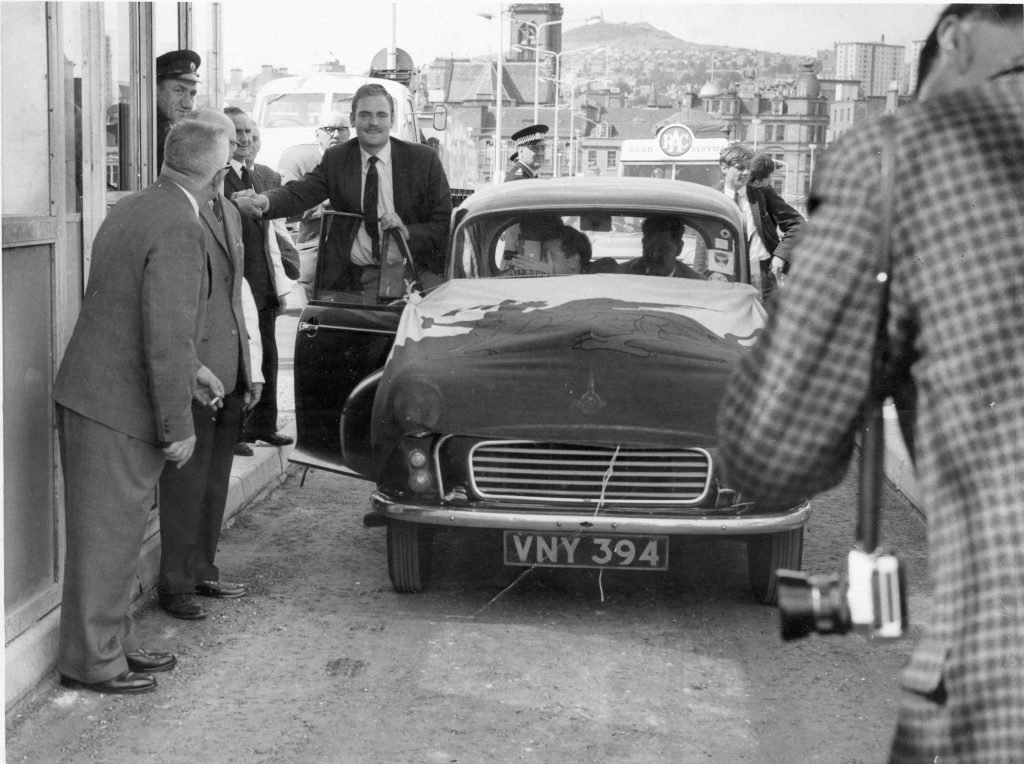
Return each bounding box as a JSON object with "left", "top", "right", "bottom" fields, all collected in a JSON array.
[
  {"left": 199, "top": 199, "right": 230, "bottom": 256},
  {"left": 389, "top": 139, "right": 407, "bottom": 217}
]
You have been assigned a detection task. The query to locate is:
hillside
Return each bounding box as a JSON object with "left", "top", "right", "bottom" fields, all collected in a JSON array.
[{"left": 565, "top": 20, "right": 784, "bottom": 56}]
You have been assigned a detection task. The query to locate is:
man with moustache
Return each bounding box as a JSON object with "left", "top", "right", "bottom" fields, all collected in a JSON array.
[
  {"left": 155, "top": 49, "right": 200, "bottom": 169},
  {"left": 53, "top": 115, "right": 231, "bottom": 694},
  {"left": 156, "top": 110, "right": 260, "bottom": 620},
  {"left": 232, "top": 83, "right": 452, "bottom": 302}
]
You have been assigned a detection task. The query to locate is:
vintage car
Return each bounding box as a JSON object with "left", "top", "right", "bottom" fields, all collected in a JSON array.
[{"left": 291, "top": 177, "right": 811, "bottom": 604}]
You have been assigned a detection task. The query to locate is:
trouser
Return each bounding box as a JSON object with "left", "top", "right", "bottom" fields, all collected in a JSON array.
[
  {"left": 159, "top": 393, "right": 245, "bottom": 594},
  {"left": 56, "top": 406, "right": 165, "bottom": 683},
  {"left": 244, "top": 307, "right": 279, "bottom": 435}
]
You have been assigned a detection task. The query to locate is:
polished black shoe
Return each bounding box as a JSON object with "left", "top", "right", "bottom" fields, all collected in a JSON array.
[
  {"left": 125, "top": 648, "right": 177, "bottom": 674},
  {"left": 159, "top": 593, "right": 207, "bottom": 620},
  {"left": 233, "top": 442, "right": 254, "bottom": 457},
  {"left": 195, "top": 579, "right": 247, "bottom": 599},
  {"left": 245, "top": 431, "right": 294, "bottom": 447},
  {"left": 60, "top": 670, "right": 156, "bottom": 695}
]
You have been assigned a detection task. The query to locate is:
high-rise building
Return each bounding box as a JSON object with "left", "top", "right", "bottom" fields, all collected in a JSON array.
[{"left": 834, "top": 41, "right": 906, "bottom": 97}]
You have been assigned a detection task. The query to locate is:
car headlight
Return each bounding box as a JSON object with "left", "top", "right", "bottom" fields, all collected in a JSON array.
[{"left": 391, "top": 378, "right": 444, "bottom": 435}]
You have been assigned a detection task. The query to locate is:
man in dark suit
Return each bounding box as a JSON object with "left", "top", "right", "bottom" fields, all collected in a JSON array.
[
  {"left": 246, "top": 122, "right": 300, "bottom": 282},
  {"left": 155, "top": 49, "right": 200, "bottom": 170},
  {"left": 156, "top": 110, "right": 260, "bottom": 621},
  {"left": 53, "top": 115, "right": 233, "bottom": 694},
  {"left": 222, "top": 107, "right": 294, "bottom": 449},
  {"left": 232, "top": 83, "right": 452, "bottom": 302}
]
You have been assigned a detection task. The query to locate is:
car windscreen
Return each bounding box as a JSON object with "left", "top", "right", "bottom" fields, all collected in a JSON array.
[
  {"left": 260, "top": 92, "right": 354, "bottom": 128},
  {"left": 450, "top": 211, "right": 745, "bottom": 283}
]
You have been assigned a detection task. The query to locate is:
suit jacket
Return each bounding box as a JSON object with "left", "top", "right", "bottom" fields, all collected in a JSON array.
[
  {"left": 719, "top": 71, "right": 1024, "bottom": 759},
  {"left": 224, "top": 166, "right": 281, "bottom": 311},
  {"left": 504, "top": 160, "right": 537, "bottom": 182},
  {"left": 744, "top": 183, "right": 804, "bottom": 265},
  {"left": 197, "top": 197, "right": 251, "bottom": 392},
  {"left": 264, "top": 137, "right": 452, "bottom": 275},
  {"left": 251, "top": 162, "right": 282, "bottom": 190},
  {"left": 54, "top": 179, "right": 207, "bottom": 445}
]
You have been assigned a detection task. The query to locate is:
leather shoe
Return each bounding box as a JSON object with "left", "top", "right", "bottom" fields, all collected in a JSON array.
[
  {"left": 196, "top": 579, "right": 247, "bottom": 599},
  {"left": 233, "top": 442, "right": 254, "bottom": 457},
  {"left": 125, "top": 648, "right": 177, "bottom": 674},
  {"left": 245, "top": 431, "right": 294, "bottom": 447},
  {"left": 60, "top": 670, "right": 156, "bottom": 695},
  {"left": 159, "top": 593, "right": 207, "bottom": 620}
]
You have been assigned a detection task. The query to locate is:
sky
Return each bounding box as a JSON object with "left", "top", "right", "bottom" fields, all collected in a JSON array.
[{"left": 220, "top": 1, "right": 946, "bottom": 77}]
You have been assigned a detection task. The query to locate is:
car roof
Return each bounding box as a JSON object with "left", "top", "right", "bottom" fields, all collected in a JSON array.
[{"left": 457, "top": 177, "right": 741, "bottom": 226}]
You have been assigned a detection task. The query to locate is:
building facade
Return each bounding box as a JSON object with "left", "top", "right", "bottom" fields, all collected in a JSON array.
[
  {"left": 834, "top": 40, "right": 906, "bottom": 97},
  {"left": 2, "top": 1, "right": 224, "bottom": 709}
]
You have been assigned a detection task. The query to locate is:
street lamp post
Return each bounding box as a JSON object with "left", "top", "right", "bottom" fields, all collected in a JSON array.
[
  {"left": 546, "top": 46, "right": 603, "bottom": 177},
  {"left": 750, "top": 117, "right": 761, "bottom": 150},
  {"left": 477, "top": 8, "right": 507, "bottom": 183},
  {"left": 514, "top": 15, "right": 601, "bottom": 125}
]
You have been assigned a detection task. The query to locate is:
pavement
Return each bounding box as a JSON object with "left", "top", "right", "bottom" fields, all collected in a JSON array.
[{"left": 221, "top": 309, "right": 301, "bottom": 526}]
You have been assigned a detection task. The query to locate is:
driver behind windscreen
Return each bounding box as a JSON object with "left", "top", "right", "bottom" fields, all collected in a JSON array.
[{"left": 624, "top": 216, "right": 706, "bottom": 279}]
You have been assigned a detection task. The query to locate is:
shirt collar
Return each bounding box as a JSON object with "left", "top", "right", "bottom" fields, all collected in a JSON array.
[
  {"left": 361, "top": 140, "right": 392, "bottom": 168},
  {"left": 168, "top": 181, "right": 200, "bottom": 216},
  {"left": 229, "top": 158, "right": 246, "bottom": 175}
]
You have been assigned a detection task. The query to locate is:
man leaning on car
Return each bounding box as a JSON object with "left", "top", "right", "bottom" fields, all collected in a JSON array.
[{"left": 231, "top": 83, "right": 452, "bottom": 303}]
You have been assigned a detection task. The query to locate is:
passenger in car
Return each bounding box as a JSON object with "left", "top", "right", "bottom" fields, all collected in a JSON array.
[
  {"left": 500, "top": 223, "right": 598, "bottom": 277},
  {"left": 623, "top": 216, "right": 706, "bottom": 279}
]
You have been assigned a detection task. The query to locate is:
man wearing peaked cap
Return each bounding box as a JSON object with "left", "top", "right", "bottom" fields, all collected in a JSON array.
[
  {"left": 504, "top": 124, "right": 548, "bottom": 182},
  {"left": 156, "top": 49, "right": 201, "bottom": 169}
]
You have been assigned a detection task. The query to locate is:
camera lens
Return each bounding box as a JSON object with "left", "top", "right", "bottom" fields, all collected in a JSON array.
[
  {"left": 777, "top": 571, "right": 818, "bottom": 641},
  {"left": 777, "top": 571, "right": 851, "bottom": 641}
]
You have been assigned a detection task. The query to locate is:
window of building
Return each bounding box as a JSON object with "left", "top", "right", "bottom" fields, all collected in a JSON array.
[
  {"left": 61, "top": 3, "right": 86, "bottom": 214},
  {"left": 606, "top": 150, "right": 617, "bottom": 169},
  {"left": 587, "top": 149, "right": 598, "bottom": 166},
  {"left": 103, "top": 3, "right": 139, "bottom": 195}
]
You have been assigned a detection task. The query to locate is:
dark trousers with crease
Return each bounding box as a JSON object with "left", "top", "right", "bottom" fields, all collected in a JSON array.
[
  {"left": 158, "top": 392, "right": 244, "bottom": 595},
  {"left": 244, "top": 306, "right": 279, "bottom": 437}
]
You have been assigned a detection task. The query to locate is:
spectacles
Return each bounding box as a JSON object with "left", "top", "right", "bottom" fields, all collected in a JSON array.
[
  {"left": 229, "top": 139, "right": 240, "bottom": 147},
  {"left": 319, "top": 126, "right": 348, "bottom": 135}
]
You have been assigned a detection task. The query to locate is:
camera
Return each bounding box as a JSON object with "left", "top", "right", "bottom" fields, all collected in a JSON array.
[{"left": 777, "top": 549, "right": 907, "bottom": 642}]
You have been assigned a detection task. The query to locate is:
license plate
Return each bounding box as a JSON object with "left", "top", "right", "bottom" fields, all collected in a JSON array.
[{"left": 503, "top": 531, "right": 669, "bottom": 571}]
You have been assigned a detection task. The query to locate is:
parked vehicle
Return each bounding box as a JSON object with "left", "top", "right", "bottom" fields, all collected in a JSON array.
[
  {"left": 291, "top": 177, "right": 811, "bottom": 604},
  {"left": 251, "top": 73, "right": 421, "bottom": 172}
]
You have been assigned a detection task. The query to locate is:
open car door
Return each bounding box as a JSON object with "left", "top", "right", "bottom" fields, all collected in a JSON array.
[{"left": 290, "top": 211, "right": 427, "bottom": 479}]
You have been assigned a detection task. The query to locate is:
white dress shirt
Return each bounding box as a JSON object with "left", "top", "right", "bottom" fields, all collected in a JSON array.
[{"left": 351, "top": 142, "right": 395, "bottom": 267}]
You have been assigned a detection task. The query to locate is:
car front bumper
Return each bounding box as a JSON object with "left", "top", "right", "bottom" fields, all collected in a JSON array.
[{"left": 369, "top": 492, "right": 812, "bottom": 535}]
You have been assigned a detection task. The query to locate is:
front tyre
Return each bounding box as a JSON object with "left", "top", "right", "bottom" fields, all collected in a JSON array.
[
  {"left": 747, "top": 527, "right": 804, "bottom": 605},
  {"left": 387, "top": 521, "right": 433, "bottom": 593}
]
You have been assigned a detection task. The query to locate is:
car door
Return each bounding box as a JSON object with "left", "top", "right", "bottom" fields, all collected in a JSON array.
[{"left": 291, "top": 212, "right": 414, "bottom": 479}]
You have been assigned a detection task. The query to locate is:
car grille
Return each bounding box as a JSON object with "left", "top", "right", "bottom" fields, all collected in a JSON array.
[{"left": 468, "top": 441, "right": 711, "bottom": 505}]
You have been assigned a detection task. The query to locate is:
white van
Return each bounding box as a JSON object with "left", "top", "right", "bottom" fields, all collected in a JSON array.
[{"left": 252, "top": 73, "right": 420, "bottom": 172}]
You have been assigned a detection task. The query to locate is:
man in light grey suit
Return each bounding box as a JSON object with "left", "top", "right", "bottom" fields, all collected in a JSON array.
[{"left": 53, "top": 113, "right": 233, "bottom": 694}]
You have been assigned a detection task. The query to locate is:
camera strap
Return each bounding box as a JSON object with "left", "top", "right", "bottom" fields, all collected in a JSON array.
[{"left": 856, "top": 115, "right": 897, "bottom": 554}]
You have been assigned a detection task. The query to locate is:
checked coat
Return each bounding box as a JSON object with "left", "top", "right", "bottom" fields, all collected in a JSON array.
[{"left": 718, "top": 68, "right": 1024, "bottom": 762}]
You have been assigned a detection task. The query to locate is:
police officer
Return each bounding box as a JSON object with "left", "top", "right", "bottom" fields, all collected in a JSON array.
[
  {"left": 504, "top": 124, "right": 548, "bottom": 181},
  {"left": 156, "top": 49, "right": 201, "bottom": 169}
]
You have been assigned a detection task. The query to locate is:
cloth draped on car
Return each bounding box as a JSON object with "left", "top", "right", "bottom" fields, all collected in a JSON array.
[{"left": 372, "top": 275, "right": 768, "bottom": 463}]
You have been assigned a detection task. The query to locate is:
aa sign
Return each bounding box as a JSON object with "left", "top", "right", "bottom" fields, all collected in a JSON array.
[{"left": 657, "top": 124, "right": 695, "bottom": 157}]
